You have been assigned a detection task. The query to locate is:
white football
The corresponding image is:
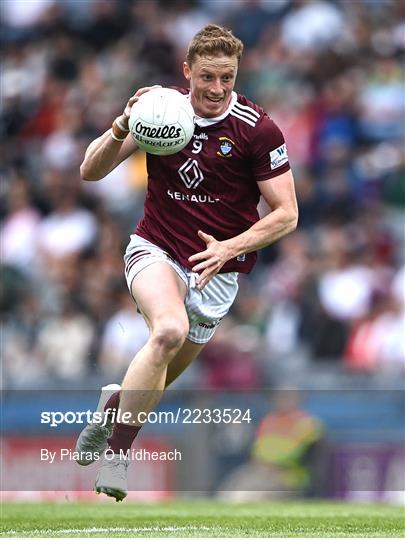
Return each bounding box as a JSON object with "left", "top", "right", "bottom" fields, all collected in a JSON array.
[{"left": 128, "top": 88, "right": 195, "bottom": 156}]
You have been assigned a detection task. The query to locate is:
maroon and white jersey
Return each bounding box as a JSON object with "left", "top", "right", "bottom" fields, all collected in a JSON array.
[{"left": 135, "top": 90, "right": 290, "bottom": 274}]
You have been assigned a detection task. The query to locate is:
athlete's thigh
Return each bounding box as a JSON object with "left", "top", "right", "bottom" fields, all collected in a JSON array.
[{"left": 131, "top": 261, "right": 188, "bottom": 328}]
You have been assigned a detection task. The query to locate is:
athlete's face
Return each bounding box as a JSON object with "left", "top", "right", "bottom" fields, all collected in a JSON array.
[{"left": 183, "top": 54, "right": 238, "bottom": 118}]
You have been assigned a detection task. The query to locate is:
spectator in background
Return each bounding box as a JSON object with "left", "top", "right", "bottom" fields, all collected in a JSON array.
[
  {"left": 0, "top": 172, "right": 41, "bottom": 276},
  {"left": 224, "top": 0, "right": 275, "bottom": 50},
  {"left": 98, "top": 286, "right": 149, "bottom": 379},
  {"left": 1, "top": 290, "right": 46, "bottom": 388},
  {"left": 281, "top": 0, "right": 346, "bottom": 53},
  {"left": 35, "top": 295, "right": 95, "bottom": 381},
  {"left": 345, "top": 290, "right": 405, "bottom": 372},
  {"left": 218, "top": 387, "right": 325, "bottom": 500},
  {"left": 37, "top": 177, "right": 98, "bottom": 271}
]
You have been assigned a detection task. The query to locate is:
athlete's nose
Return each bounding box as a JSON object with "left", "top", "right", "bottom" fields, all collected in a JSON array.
[{"left": 209, "top": 78, "right": 223, "bottom": 96}]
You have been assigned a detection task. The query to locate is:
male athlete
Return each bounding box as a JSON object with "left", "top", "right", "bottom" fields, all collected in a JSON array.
[{"left": 76, "top": 25, "right": 298, "bottom": 501}]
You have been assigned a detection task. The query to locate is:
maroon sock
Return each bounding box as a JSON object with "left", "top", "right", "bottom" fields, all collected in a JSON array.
[
  {"left": 107, "top": 422, "right": 141, "bottom": 454},
  {"left": 103, "top": 391, "right": 120, "bottom": 414}
]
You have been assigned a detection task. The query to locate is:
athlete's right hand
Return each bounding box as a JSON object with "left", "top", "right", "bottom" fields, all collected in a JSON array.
[{"left": 121, "top": 85, "right": 163, "bottom": 127}]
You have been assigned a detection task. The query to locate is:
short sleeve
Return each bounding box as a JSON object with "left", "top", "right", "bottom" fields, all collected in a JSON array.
[{"left": 250, "top": 114, "right": 290, "bottom": 182}]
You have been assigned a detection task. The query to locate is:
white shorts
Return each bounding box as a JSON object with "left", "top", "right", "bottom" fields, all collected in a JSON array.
[{"left": 124, "top": 234, "right": 239, "bottom": 344}]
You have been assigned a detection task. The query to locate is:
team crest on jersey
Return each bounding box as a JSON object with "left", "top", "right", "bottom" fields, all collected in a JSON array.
[{"left": 217, "top": 136, "right": 235, "bottom": 158}]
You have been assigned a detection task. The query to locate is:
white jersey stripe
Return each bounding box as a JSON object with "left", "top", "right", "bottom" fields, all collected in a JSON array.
[
  {"left": 233, "top": 105, "right": 259, "bottom": 124},
  {"left": 233, "top": 107, "right": 258, "bottom": 122},
  {"left": 230, "top": 111, "right": 256, "bottom": 127},
  {"left": 234, "top": 102, "right": 260, "bottom": 118}
]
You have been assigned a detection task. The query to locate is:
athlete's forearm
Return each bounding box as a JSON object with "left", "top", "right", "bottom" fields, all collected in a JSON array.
[
  {"left": 224, "top": 206, "right": 298, "bottom": 259},
  {"left": 80, "top": 129, "right": 126, "bottom": 181}
]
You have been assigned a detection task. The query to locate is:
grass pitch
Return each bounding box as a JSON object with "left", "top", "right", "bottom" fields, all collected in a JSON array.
[{"left": 1, "top": 499, "right": 404, "bottom": 538}]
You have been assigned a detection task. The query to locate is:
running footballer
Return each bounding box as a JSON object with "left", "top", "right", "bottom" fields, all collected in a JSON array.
[{"left": 76, "top": 24, "right": 298, "bottom": 501}]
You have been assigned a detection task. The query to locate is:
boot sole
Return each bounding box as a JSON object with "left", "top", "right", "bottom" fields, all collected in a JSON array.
[{"left": 95, "top": 485, "right": 127, "bottom": 502}]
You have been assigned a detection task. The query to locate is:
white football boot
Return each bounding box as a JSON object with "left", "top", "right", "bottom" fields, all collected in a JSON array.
[
  {"left": 75, "top": 383, "right": 121, "bottom": 465},
  {"left": 95, "top": 454, "right": 129, "bottom": 501}
]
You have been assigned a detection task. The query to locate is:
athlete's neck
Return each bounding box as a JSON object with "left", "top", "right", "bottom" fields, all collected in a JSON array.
[{"left": 194, "top": 92, "right": 237, "bottom": 127}]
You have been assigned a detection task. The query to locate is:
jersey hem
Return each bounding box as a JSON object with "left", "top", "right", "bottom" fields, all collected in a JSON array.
[{"left": 134, "top": 227, "right": 255, "bottom": 275}]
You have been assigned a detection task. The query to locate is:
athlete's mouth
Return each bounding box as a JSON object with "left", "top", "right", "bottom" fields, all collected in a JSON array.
[{"left": 206, "top": 96, "right": 223, "bottom": 103}]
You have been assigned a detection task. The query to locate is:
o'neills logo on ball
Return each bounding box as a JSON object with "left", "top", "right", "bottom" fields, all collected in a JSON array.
[{"left": 135, "top": 122, "right": 181, "bottom": 139}]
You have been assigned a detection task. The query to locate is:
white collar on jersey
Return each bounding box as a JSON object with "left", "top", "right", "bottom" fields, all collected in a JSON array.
[{"left": 188, "top": 91, "right": 238, "bottom": 128}]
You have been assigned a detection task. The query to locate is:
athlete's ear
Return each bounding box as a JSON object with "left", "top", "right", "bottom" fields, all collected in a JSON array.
[{"left": 183, "top": 62, "right": 191, "bottom": 81}]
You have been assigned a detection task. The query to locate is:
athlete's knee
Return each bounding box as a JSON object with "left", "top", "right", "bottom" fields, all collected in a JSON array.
[{"left": 150, "top": 318, "right": 189, "bottom": 355}]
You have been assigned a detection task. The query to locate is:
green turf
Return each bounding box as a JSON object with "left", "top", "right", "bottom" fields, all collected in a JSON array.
[{"left": 1, "top": 499, "right": 404, "bottom": 537}]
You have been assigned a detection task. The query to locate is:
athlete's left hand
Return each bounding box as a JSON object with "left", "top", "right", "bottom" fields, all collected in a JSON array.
[{"left": 189, "top": 231, "right": 232, "bottom": 289}]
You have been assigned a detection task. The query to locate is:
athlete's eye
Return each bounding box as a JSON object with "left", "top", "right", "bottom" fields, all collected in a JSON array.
[{"left": 202, "top": 75, "right": 212, "bottom": 81}]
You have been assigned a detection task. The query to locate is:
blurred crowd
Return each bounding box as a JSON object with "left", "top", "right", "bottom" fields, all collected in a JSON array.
[{"left": 1, "top": 0, "right": 404, "bottom": 389}]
